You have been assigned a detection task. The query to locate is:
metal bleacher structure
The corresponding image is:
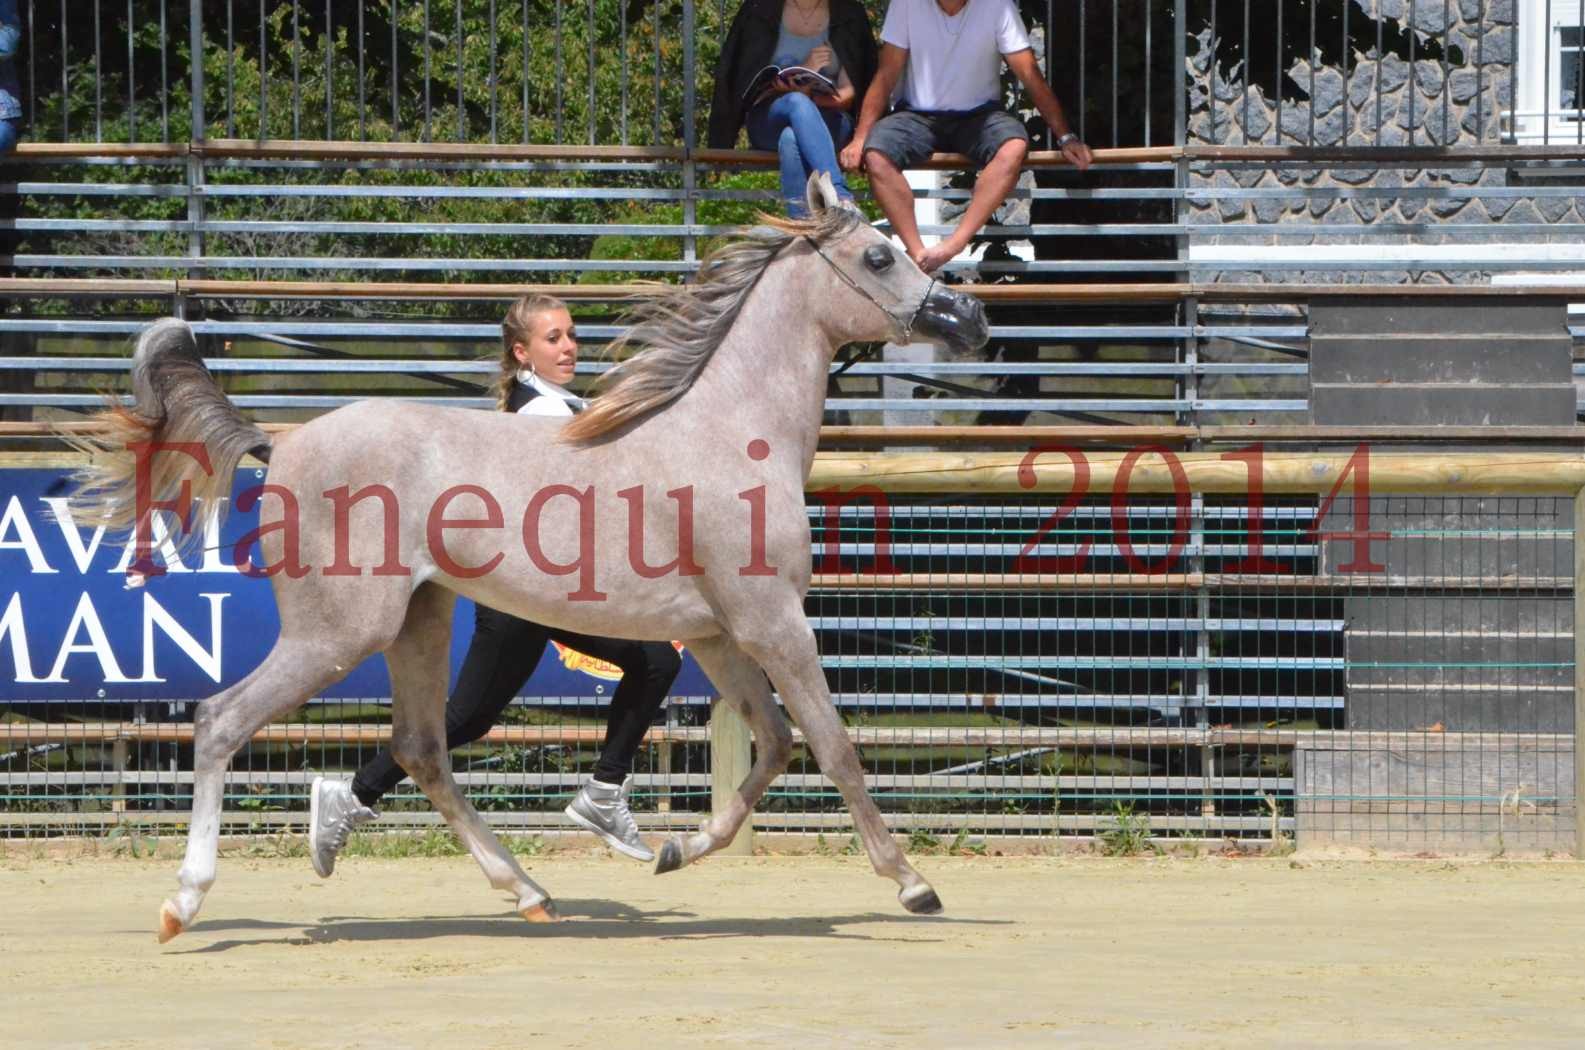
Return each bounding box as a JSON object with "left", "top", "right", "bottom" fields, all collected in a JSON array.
[{"left": 2, "top": 0, "right": 1584, "bottom": 850}]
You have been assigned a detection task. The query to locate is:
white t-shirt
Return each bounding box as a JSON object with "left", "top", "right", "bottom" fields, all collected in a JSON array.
[
  {"left": 515, "top": 369, "right": 585, "bottom": 417},
  {"left": 880, "top": 0, "right": 1032, "bottom": 113}
]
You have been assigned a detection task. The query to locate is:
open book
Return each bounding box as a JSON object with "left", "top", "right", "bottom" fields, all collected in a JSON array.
[{"left": 743, "top": 63, "right": 839, "bottom": 105}]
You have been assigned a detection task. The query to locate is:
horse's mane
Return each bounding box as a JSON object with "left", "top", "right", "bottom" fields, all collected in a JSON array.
[{"left": 560, "top": 206, "right": 860, "bottom": 443}]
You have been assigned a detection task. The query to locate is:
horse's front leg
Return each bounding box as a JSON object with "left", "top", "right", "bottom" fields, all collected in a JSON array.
[
  {"left": 740, "top": 618, "right": 942, "bottom": 915},
  {"left": 653, "top": 633, "right": 792, "bottom": 874}
]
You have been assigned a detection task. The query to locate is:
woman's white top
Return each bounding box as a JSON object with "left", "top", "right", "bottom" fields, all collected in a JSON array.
[{"left": 515, "top": 368, "right": 586, "bottom": 417}]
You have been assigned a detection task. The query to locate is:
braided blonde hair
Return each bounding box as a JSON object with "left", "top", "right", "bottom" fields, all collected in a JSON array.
[{"left": 493, "top": 293, "right": 571, "bottom": 411}]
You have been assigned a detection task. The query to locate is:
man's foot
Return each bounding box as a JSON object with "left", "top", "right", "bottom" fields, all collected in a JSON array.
[
  {"left": 308, "top": 776, "right": 379, "bottom": 878},
  {"left": 564, "top": 776, "right": 654, "bottom": 862}
]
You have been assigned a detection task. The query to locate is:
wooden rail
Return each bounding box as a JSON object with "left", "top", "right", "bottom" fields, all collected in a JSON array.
[
  {"left": 3, "top": 277, "right": 1580, "bottom": 303},
  {"left": 199, "top": 139, "right": 686, "bottom": 162},
  {"left": 12, "top": 142, "right": 190, "bottom": 159},
  {"left": 9, "top": 423, "right": 1585, "bottom": 447},
  {"left": 17, "top": 141, "right": 1585, "bottom": 165},
  {"left": 5, "top": 448, "right": 1585, "bottom": 494},
  {"left": 175, "top": 279, "right": 654, "bottom": 301},
  {"left": 695, "top": 146, "right": 1178, "bottom": 168}
]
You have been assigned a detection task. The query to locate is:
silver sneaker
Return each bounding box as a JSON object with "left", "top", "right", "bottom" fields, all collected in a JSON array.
[
  {"left": 564, "top": 776, "right": 654, "bottom": 861},
  {"left": 308, "top": 776, "right": 379, "bottom": 878}
]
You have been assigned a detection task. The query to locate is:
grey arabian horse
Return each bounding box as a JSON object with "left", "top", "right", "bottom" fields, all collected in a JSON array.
[{"left": 69, "top": 175, "right": 989, "bottom": 942}]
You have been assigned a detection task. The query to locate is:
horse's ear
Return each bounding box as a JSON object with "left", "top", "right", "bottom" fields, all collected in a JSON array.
[{"left": 805, "top": 171, "right": 841, "bottom": 215}]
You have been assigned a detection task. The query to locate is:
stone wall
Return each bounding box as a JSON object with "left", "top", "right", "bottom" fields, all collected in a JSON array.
[
  {"left": 1190, "top": 0, "right": 1515, "bottom": 148},
  {"left": 1182, "top": 0, "right": 1585, "bottom": 281}
]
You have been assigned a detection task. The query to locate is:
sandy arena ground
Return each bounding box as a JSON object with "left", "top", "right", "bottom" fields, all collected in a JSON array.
[{"left": 4, "top": 847, "right": 1584, "bottom": 1049}]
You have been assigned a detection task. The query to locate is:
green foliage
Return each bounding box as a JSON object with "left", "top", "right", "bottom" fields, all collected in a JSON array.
[
  {"left": 1263, "top": 792, "right": 1293, "bottom": 856},
  {"left": 1097, "top": 802, "right": 1155, "bottom": 857},
  {"left": 948, "top": 828, "right": 987, "bottom": 855},
  {"left": 103, "top": 822, "right": 158, "bottom": 858}
]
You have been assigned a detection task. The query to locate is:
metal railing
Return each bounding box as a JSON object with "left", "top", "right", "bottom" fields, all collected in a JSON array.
[{"left": 14, "top": 2, "right": 1583, "bottom": 151}]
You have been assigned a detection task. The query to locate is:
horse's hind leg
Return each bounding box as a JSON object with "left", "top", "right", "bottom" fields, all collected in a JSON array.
[
  {"left": 384, "top": 583, "right": 557, "bottom": 921},
  {"left": 653, "top": 634, "right": 793, "bottom": 874},
  {"left": 160, "top": 636, "right": 371, "bottom": 942}
]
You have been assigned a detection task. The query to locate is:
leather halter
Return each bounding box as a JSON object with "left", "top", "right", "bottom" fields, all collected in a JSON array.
[{"left": 803, "top": 234, "right": 936, "bottom": 347}]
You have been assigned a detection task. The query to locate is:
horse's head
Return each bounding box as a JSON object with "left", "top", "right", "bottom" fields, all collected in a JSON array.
[{"left": 799, "top": 173, "right": 990, "bottom": 358}]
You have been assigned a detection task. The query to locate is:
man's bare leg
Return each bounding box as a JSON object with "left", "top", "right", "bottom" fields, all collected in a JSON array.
[
  {"left": 916, "top": 137, "right": 1028, "bottom": 274},
  {"left": 862, "top": 149, "right": 929, "bottom": 266}
]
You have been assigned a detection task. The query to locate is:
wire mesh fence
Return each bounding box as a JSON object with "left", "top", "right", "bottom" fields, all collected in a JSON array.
[
  {"left": 21, "top": 1, "right": 1584, "bottom": 150},
  {"left": 19, "top": 1, "right": 1585, "bottom": 151},
  {"left": 2, "top": 456, "right": 1577, "bottom": 854}
]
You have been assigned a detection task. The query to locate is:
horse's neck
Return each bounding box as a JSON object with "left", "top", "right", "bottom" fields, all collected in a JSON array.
[{"left": 685, "top": 262, "right": 835, "bottom": 467}]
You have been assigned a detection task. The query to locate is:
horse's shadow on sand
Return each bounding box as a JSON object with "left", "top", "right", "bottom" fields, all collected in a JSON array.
[{"left": 164, "top": 899, "right": 1009, "bottom": 954}]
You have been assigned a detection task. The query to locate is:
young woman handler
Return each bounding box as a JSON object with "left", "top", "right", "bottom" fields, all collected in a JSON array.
[{"left": 309, "top": 295, "right": 681, "bottom": 872}]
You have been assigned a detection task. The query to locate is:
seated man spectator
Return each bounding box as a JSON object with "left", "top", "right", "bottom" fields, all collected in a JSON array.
[{"left": 839, "top": 0, "right": 1092, "bottom": 273}]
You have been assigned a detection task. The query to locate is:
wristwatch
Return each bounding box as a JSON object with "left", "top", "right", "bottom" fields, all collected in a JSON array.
[{"left": 1056, "top": 132, "right": 1079, "bottom": 148}]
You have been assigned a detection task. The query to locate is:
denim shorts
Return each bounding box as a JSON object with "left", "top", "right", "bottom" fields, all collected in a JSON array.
[{"left": 862, "top": 105, "right": 1029, "bottom": 170}]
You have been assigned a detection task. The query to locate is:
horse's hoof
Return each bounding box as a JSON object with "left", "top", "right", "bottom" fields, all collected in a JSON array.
[
  {"left": 157, "top": 901, "right": 185, "bottom": 943},
  {"left": 654, "top": 838, "right": 683, "bottom": 875},
  {"left": 899, "top": 885, "right": 944, "bottom": 916},
  {"left": 519, "top": 899, "right": 561, "bottom": 923}
]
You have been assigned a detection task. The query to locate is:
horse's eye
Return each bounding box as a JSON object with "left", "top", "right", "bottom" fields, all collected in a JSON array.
[{"left": 863, "top": 245, "right": 895, "bottom": 272}]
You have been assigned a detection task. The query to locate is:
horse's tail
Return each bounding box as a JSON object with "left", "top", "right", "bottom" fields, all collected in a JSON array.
[{"left": 61, "top": 317, "right": 271, "bottom": 546}]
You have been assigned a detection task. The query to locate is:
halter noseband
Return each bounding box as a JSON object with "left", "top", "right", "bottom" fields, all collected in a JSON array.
[{"left": 804, "top": 234, "right": 936, "bottom": 347}]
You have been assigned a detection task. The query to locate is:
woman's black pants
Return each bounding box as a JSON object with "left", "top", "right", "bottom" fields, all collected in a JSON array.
[{"left": 352, "top": 603, "right": 681, "bottom": 806}]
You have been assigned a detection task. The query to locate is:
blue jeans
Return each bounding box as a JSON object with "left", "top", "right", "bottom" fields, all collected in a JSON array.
[{"left": 745, "top": 92, "right": 854, "bottom": 218}]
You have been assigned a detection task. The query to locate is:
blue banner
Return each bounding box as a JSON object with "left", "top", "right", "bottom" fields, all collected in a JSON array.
[{"left": 0, "top": 468, "right": 713, "bottom": 704}]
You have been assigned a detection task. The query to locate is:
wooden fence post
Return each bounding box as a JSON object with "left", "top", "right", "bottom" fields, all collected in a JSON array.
[
  {"left": 710, "top": 698, "right": 754, "bottom": 855},
  {"left": 111, "top": 735, "right": 129, "bottom": 817}
]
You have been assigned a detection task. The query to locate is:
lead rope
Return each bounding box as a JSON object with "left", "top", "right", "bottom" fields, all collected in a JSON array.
[{"left": 831, "top": 341, "right": 878, "bottom": 376}]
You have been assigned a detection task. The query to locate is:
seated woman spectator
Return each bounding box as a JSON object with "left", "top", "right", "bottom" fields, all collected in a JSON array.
[
  {"left": 709, "top": 0, "right": 877, "bottom": 217},
  {"left": 308, "top": 295, "right": 682, "bottom": 874}
]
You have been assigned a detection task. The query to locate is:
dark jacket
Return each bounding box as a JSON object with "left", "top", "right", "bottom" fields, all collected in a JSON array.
[
  {"left": 707, "top": 0, "right": 878, "bottom": 150},
  {"left": 0, "top": 0, "right": 21, "bottom": 122},
  {"left": 506, "top": 381, "right": 538, "bottom": 414}
]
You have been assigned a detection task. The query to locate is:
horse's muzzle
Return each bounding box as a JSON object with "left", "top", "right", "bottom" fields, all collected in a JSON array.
[{"left": 913, "top": 287, "right": 990, "bottom": 354}]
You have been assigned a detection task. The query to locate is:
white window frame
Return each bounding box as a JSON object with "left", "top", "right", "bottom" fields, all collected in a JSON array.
[{"left": 1507, "top": 0, "right": 1585, "bottom": 144}]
